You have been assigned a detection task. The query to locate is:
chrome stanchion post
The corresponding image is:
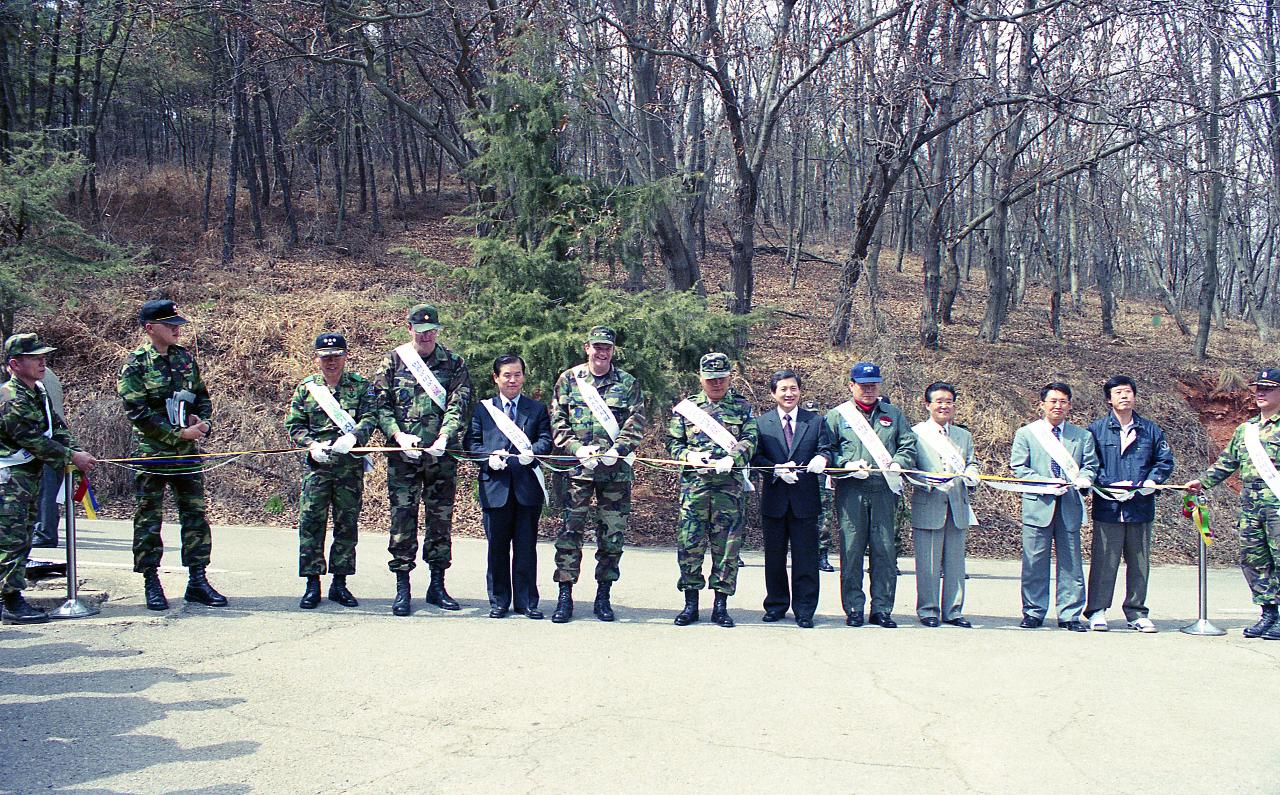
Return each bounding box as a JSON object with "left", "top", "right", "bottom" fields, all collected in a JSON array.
[
  {"left": 1180, "top": 533, "right": 1224, "bottom": 636},
  {"left": 51, "top": 467, "right": 99, "bottom": 619}
]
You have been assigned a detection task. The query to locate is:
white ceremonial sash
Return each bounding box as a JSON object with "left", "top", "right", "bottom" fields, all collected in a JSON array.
[
  {"left": 572, "top": 368, "right": 621, "bottom": 440},
  {"left": 835, "top": 401, "right": 902, "bottom": 494},
  {"left": 914, "top": 421, "right": 977, "bottom": 525},
  {"left": 673, "top": 398, "right": 753, "bottom": 491},
  {"left": 305, "top": 381, "right": 358, "bottom": 434},
  {"left": 395, "top": 343, "right": 447, "bottom": 410},
  {"left": 0, "top": 384, "right": 53, "bottom": 470},
  {"left": 1028, "top": 419, "right": 1086, "bottom": 512},
  {"left": 1244, "top": 422, "right": 1280, "bottom": 500},
  {"left": 482, "top": 399, "right": 549, "bottom": 503}
]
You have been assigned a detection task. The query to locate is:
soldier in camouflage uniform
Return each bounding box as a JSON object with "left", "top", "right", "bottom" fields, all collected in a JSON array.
[
  {"left": 118, "top": 300, "right": 226, "bottom": 611},
  {"left": 803, "top": 399, "right": 837, "bottom": 572},
  {"left": 1187, "top": 367, "right": 1280, "bottom": 639},
  {"left": 375, "top": 303, "right": 472, "bottom": 616},
  {"left": 667, "top": 353, "right": 758, "bottom": 628},
  {"left": 0, "top": 334, "right": 97, "bottom": 624},
  {"left": 284, "top": 333, "right": 378, "bottom": 610},
  {"left": 548, "top": 326, "right": 646, "bottom": 623}
]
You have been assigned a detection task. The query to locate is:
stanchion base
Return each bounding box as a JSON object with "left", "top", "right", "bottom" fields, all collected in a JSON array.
[
  {"left": 50, "top": 599, "right": 100, "bottom": 620},
  {"left": 1180, "top": 618, "right": 1227, "bottom": 636}
]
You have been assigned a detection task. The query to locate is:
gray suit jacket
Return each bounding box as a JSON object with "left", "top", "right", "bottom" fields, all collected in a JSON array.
[
  {"left": 910, "top": 422, "right": 977, "bottom": 530},
  {"left": 1010, "top": 420, "right": 1099, "bottom": 529}
]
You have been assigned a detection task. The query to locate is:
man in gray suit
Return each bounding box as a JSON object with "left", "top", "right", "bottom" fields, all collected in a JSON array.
[
  {"left": 910, "top": 382, "right": 980, "bottom": 628},
  {"left": 1010, "top": 381, "right": 1099, "bottom": 631}
]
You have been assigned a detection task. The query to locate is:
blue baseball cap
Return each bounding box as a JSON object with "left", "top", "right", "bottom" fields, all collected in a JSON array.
[{"left": 850, "top": 362, "right": 882, "bottom": 384}]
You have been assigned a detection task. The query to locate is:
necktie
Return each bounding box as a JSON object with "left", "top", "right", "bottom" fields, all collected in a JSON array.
[
  {"left": 506, "top": 399, "right": 517, "bottom": 421},
  {"left": 941, "top": 424, "right": 948, "bottom": 437},
  {"left": 783, "top": 413, "right": 794, "bottom": 450},
  {"left": 1050, "top": 425, "right": 1062, "bottom": 479}
]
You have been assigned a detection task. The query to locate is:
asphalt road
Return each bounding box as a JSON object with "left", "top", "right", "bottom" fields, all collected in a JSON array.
[{"left": 2, "top": 518, "right": 1277, "bottom": 794}]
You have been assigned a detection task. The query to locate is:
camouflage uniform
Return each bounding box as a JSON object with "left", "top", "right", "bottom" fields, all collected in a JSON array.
[
  {"left": 818, "top": 487, "right": 834, "bottom": 554},
  {"left": 284, "top": 371, "right": 377, "bottom": 576},
  {"left": 549, "top": 362, "right": 645, "bottom": 584},
  {"left": 667, "top": 388, "right": 758, "bottom": 595},
  {"left": 375, "top": 342, "right": 472, "bottom": 572},
  {"left": 0, "top": 374, "right": 81, "bottom": 596},
  {"left": 1198, "top": 411, "right": 1280, "bottom": 606},
  {"left": 117, "top": 340, "right": 214, "bottom": 572}
]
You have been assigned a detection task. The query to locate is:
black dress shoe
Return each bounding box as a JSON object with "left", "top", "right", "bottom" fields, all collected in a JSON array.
[
  {"left": 1058, "top": 620, "right": 1087, "bottom": 632},
  {"left": 944, "top": 617, "right": 973, "bottom": 628},
  {"left": 796, "top": 617, "right": 814, "bottom": 628},
  {"left": 524, "top": 607, "right": 544, "bottom": 620},
  {"left": 1019, "top": 615, "right": 1043, "bottom": 628},
  {"left": 869, "top": 612, "right": 897, "bottom": 628},
  {"left": 488, "top": 606, "right": 508, "bottom": 618},
  {"left": 919, "top": 617, "right": 940, "bottom": 627},
  {"left": 761, "top": 612, "right": 784, "bottom": 623},
  {"left": 845, "top": 612, "right": 864, "bottom": 627}
]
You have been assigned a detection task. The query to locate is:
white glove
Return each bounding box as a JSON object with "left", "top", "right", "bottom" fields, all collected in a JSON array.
[
  {"left": 714, "top": 456, "right": 735, "bottom": 474},
  {"left": 516, "top": 450, "right": 535, "bottom": 466},
  {"left": 598, "top": 447, "right": 620, "bottom": 467},
  {"left": 331, "top": 433, "right": 357, "bottom": 455},
  {"left": 887, "top": 461, "right": 904, "bottom": 474},
  {"left": 962, "top": 468, "right": 980, "bottom": 488},
  {"left": 1138, "top": 479, "right": 1157, "bottom": 495},
  {"left": 488, "top": 451, "right": 508, "bottom": 470},
  {"left": 425, "top": 435, "right": 448, "bottom": 458},
  {"left": 845, "top": 459, "right": 871, "bottom": 479},
  {"left": 684, "top": 450, "right": 712, "bottom": 469},
  {"left": 1073, "top": 474, "right": 1092, "bottom": 490},
  {"left": 936, "top": 477, "right": 959, "bottom": 494},
  {"left": 309, "top": 441, "right": 331, "bottom": 463},
  {"left": 774, "top": 463, "right": 800, "bottom": 484},
  {"left": 394, "top": 432, "right": 422, "bottom": 460},
  {"left": 577, "top": 444, "right": 601, "bottom": 471},
  {"left": 806, "top": 456, "right": 828, "bottom": 474}
]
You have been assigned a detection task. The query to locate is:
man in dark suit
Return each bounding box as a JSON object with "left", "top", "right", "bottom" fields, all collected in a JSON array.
[
  {"left": 751, "top": 370, "right": 836, "bottom": 628},
  {"left": 465, "top": 354, "right": 553, "bottom": 619}
]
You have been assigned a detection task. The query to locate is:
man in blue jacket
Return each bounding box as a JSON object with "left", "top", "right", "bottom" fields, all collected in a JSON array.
[{"left": 1085, "top": 375, "right": 1175, "bottom": 632}]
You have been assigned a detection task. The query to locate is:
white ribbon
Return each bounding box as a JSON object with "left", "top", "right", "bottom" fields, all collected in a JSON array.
[
  {"left": 673, "top": 398, "right": 753, "bottom": 491},
  {"left": 304, "top": 381, "right": 358, "bottom": 434},
  {"left": 572, "top": 368, "right": 621, "bottom": 441},
  {"left": 1028, "top": 419, "right": 1086, "bottom": 512},
  {"left": 913, "top": 420, "right": 977, "bottom": 525},
  {"left": 0, "top": 383, "right": 53, "bottom": 470},
  {"left": 1244, "top": 422, "right": 1280, "bottom": 500},
  {"left": 481, "top": 398, "right": 548, "bottom": 503},
  {"left": 835, "top": 401, "right": 902, "bottom": 494},
  {"left": 395, "top": 343, "right": 447, "bottom": 410}
]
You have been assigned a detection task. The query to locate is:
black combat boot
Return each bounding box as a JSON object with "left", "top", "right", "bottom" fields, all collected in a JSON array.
[
  {"left": 184, "top": 566, "right": 228, "bottom": 607},
  {"left": 142, "top": 567, "right": 168, "bottom": 611},
  {"left": 818, "top": 550, "right": 835, "bottom": 572},
  {"left": 299, "top": 575, "right": 322, "bottom": 609},
  {"left": 1, "top": 591, "right": 50, "bottom": 624},
  {"left": 593, "top": 581, "right": 615, "bottom": 622},
  {"left": 328, "top": 574, "right": 359, "bottom": 607},
  {"left": 711, "top": 592, "right": 735, "bottom": 628},
  {"left": 551, "top": 583, "right": 573, "bottom": 623},
  {"left": 1243, "top": 604, "right": 1279, "bottom": 638},
  {"left": 674, "top": 590, "right": 699, "bottom": 626},
  {"left": 424, "top": 565, "right": 460, "bottom": 610},
  {"left": 392, "top": 571, "right": 412, "bottom": 615}
]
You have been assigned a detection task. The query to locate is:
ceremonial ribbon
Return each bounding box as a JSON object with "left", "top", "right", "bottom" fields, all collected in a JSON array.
[
  {"left": 72, "top": 472, "right": 98, "bottom": 519},
  {"left": 1182, "top": 494, "right": 1213, "bottom": 545}
]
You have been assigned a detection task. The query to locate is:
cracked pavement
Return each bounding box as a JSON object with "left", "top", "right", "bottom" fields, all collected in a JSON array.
[{"left": 2, "top": 519, "right": 1278, "bottom": 794}]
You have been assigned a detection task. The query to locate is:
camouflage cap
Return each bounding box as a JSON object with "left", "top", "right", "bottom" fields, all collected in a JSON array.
[
  {"left": 699, "top": 352, "right": 732, "bottom": 379},
  {"left": 314, "top": 332, "right": 348, "bottom": 357},
  {"left": 139, "top": 299, "right": 189, "bottom": 327},
  {"left": 1250, "top": 368, "right": 1280, "bottom": 388},
  {"left": 585, "top": 326, "right": 617, "bottom": 345},
  {"left": 408, "top": 303, "right": 441, "bottom": 332},
  {"left": 5, "top": 333, "right": 55, "bottom": 359}
]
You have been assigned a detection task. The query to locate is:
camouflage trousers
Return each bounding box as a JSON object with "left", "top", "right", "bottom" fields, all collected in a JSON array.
[
  {"left": 298, "top": 458, "right": 365, "bottom": 577},
  {"left": 554, "top": 478, "right": 630, "bottom": 584},
  {"left": 0, "top": 467, "right": 40, "bottom": 594},
  {"left": 818, "top": 487, "right": 834, "bottom": 554},
  {"left": 386, "top": 454, "right": 456, "bottom": 573},
  {"left": 133, "top": 468, "right": 212, "bottom": 572},
  {"left": 1237, "top": 487, "right": 1280, "bottom": 606},
  {"left": 676, "top": 483, "right": 746, "bottom": 595}
]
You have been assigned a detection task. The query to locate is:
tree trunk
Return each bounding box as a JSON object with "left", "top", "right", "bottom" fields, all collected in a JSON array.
[{"left": 221, "top": 28, "right": 246, "bottom": 266}]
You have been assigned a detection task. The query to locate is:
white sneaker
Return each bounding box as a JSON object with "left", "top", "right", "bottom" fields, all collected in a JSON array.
[
  {"left": 1127, "top": 617, "right": 1157, "bottom": 633},
  {"left": 1089, "top": 611, "right": 1109, "bottom": 631}
]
